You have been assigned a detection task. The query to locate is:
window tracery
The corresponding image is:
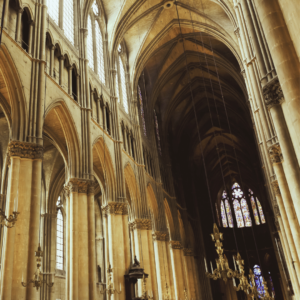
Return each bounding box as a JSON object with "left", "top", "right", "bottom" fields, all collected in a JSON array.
[
  {"left": 119, "top": 55, "right": 128, "bottom": 113},
  {"left": 138, "top": 85, "right": 146, "bottom": 136},
  {"left": 95, "top": 21, "right": 105, "bottom": 83},
  {"left": 48, "top": 0, "right": 59, "bottom": 25},
  {"left": 232, "top": 183, "right": 249, "bottom": 227},
  {"left": 56, "top": 197, "right": 63, "bottom": 270},
  {"left": 87, "top": 15, "right": 94, "bottom": 71},
  {"left": 221, "top": 191, "right": 234, "bottom": 228},
  {"left": 253, "top": 265, "right": 265, "bottom": 298},
  {"left": 63, "top": 0, "right": 74, "bottom": 44},
  {"left": 249, "top": 189, "right": 260, "bottom": 225},
  {"left": 220, "top": 200, "right": 228, "bottom": 228}
]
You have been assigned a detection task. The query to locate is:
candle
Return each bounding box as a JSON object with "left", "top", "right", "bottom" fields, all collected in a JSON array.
[
  {"left": 210, "top": 261, "right": 214, "bottom": 274},
  {"left": 119, "top": 282, "right": 121, "bottom": 292},
  {"left": 233, "top": 277, "right": 236, "bottom": 287},
  {"left": 22, "top": 272, "right": 23, "bottom": 283},
  {"left": 233, "top": 255, "right": 237, "bottom": 271},
  {"left": 14, "top": 196, "right": 18, "bottom": 212},
  {"left": 204, "top": 257, "right": 208, "bottom": 272}
]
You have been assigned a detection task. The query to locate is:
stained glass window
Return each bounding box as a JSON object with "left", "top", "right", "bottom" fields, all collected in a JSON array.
[
  {"left": 138, "top": 85, "right": 146, "bottom": 136},
  {"left": 87, "top": 16, "right": 94, "bottom": 70},
  {"left": 119, "top": 56, "right": 128, "bottom": 113},
  {"left": 250, "top": 196, "right": 260, "bottom": 225},
  {"left": 154, "top": 110, "right": 162, "bottom": 155},
  {"left": 269, "top": 272, "right": 276, "bottom": 298},
  {"left": 233, "top": 199, "right": 244, "bottom": 228},
  {"left": 95, "top": 22, "right": 105, "bottom": 83},
  {"left": 56, "top": 209, "right": 63, "bottom": 270},
  {"left": 254, "top": 265, "right": 265, "bottom": 298},
  {"left": 63, "top": 0, "right": 74, "bottom": 44},
  {"left": 221, "top": 201, "right": 228, "bottom": 228},
  {"left": 92, "top": 1, "right": 99, "bottom": 15},
  {"left": 225, "top": 199, "right": 234, "bottom": 228},
  {"left": 256, "top": 198, "right": 266, "bottom": 224},
  {"left": 241, "top": 199, "right": 252, "bottom": 227},
  {"left": 48, "top": 0, "right": 59, "bottom": 25}
]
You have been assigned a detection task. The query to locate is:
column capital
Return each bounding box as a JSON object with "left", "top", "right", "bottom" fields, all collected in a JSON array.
[
  {"left": 67, "top": 178, "right": 94, "bottom": 194},
  {"left": 102, "top": 202, "right": 128, "bottom": 215},
  {"left": 129, "top": 218, "right": 152, "bottom": 230},
  {"left": 169, "top": 240, "right": 182, "bottom": 249},
  {"left": 263, "top": 76, "right": 284, "bottom": 109},
  {"left": 234, "top": 27, "right": 240, "bottom": 38},
  {"left": 152, "top": 231, "right": 168, "bottom": 241},
  {"left": 268, "top": 143, "right": 283, "bottom": 164},
  {"left": 8, "top": 141, "right": 43, "bottom": 160}
]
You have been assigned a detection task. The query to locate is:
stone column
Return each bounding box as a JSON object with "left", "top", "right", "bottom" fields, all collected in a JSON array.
[
  {"left": 97, "top": 98, "right": 101, "bottom": 125},
  {"left": 130, "top": 219, "right": 158, "bottom": 299},
  {"left": 152, "top": 232, "right": 169, "bottom": 300},
  {"left": 264, "top": 81, "right": 300, "bottom": 225},
  {"left": 102, "top": 203, "right": 129, "bottom": 300},
  {"left": 50, "top": 46, "right": 55, "bottom": 77},
  {"left": 68, "top": 180, "right": 79, "bottom": 300},
  {"left": 88, "top": 184, "right": 97, "bottom": 300},
  {"left": 68, "top": 66, "right": 73, "bottom": 96},
  {"left": 1, "top": 156, "right": 20, "bottom": 300},
  {"left": 28, "top": 22, "right": 34, "bottom": 55},
  {"left": 169, "top": 241, "right": 185, "bottom": 300},
  {"left": 2, "top": 0, "right": 10, "bottom": 30},
  {"left": 15, "top": 9, "right": 23, "bottom": 44},
  {"left": 59, "top": 56, "right": 64, "bottom": 86},
  {"left": 254, "top": 0, "right": 300, "bottom": 150},
  {"left": 183, "top": 248, "right": 197, "bottom": 300}
]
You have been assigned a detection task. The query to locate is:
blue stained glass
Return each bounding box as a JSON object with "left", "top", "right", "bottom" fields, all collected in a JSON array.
[
  {"left": 221, "top": 201, "right": 228, "bottom": 228},
  {"left": 138, "top": 85, "right": 146, "bottom": 136},
  {"left": 225, "top": 199, "right": 234, "bottom": 228},
  {"left": 241, "top": 199, "right": 252, "bottom": 227},
  {"left": 233, "top": 199, "right": 244, "bottom": 228},
  {"left": 254, "top": 265, "right": 265, "bottom": 298}
]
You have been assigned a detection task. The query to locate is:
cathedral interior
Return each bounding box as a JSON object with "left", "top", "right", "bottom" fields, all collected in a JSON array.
[{"left": 0, "top": 0, "right": 299, "bottom": 299}]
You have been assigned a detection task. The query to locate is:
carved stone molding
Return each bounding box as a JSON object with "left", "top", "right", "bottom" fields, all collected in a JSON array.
[
  {"left": 274, "top": 218, "right": 280, "bottom": 232},
  {"left": 263, "top": 76, "right": 284, "bottom": 109},
  {"left": 169, "top": 240, "right": 182, "bottom": 250},
  {"left": 183, "top": 248, "right": 194, "bottom": 256},
  {"left": 271, "top": 180, "right": 281, "bottom": 196},
  {"left": 273, "top": 204, "right": 281, "bottom": 217},
  {"left": 152, "top": 231, "right": 168, "bottom": 241},
  {"left": 8, "top": 141, "right": 43, "bottom": 160},
  {"left": 269, "top": 144, "right": 283, "bottom": 164},
  {"left": 64, "top": 185, "right": 70, "bottom": 198},
  {"left": 129, "top": 219, "right": 152, "bottom": 230},
  {"left": 0, "top": 194, "right": 5, "bottom": 205},
  {"left": 67, "top": 178, "right": 94, "bottom": 194},
  {"left": 102, "top": 202, "right": 128, "bottom": 216}
]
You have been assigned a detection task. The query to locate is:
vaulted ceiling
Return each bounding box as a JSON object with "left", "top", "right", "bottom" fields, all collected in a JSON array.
[{"left": 94, "top": 0, "right": 261, "bottom": 209}]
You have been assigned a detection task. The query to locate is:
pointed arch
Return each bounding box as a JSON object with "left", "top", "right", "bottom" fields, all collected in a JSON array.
[
  {"left": 146, "top": 183, "right": 159, "bottom": 231},
  {"left": 164, "top": 198, "right": 175, "bottom": 241},
  {"left": 44, "top": 99, "right": 81, "bottom": 179},
  {"left": 0, "top": 45, "right": 27, "bottom": 141},
  {"left": 178, "top": 210, "right": 186, "bottom": 248},
  {"left": 92, "top": 136, "right": 116, "bottom": 204},
  {"left": 124, "top": 163, "right": 140, "bottom": 221}
]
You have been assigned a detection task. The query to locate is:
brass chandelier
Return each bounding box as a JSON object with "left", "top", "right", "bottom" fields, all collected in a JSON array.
[
  {"left": 0, "top": 197, "right": 19, "bottom": 228},
  {"left": 205, "top": 224, "right": 237, "bottom": 282},
  {"left": 21, "top": 244, "right": 54, "bottom": 290},
  {"left": 100, "top": 263, "right": 122, "bottom": 296}
]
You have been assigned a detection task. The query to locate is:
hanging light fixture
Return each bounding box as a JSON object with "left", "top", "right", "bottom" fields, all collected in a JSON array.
[
  {"left": 100, "top": 263, "right": 122, "bottom": 296},
  {"left": 0, "top": 193, "right": 19, "bottom": 228},
  {"left": 205, "top": 223, "right": 237, "bottom": 282},
  {"left": 21, "top": 244, "right": 54, "bottom": 290},
  {"left": 233, "top": 253, "right": 252, "bottom": 295}
]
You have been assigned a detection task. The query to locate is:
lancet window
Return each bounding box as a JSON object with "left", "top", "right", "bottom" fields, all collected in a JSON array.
[
  {"left": 119, "top": 52, "right": 128, "bottom": 113},
  {"left": 253, "top": 265, "right": 265, "bottom": 298},
  {"left": 221, "top": 191, "right": 234, "bottom": 228},
  {"left": 48, "top": 0, "right": 74, "bottom": 45},
  {"left": 56, "top": 197, "right": 64, "bottom": 270},
  {"left": 248, "top": 189, "right": 266, "bottom": 224},
  {"left": 154, "top": 110, "right": 162, "bottom": 155},
  {"left": 138, "top": 85, "right": 147, "bottom": 136},
  {"left": 86, "top": 2, "right": 106, "bottom": 83}
]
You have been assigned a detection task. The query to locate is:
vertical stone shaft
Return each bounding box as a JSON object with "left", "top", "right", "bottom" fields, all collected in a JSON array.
[
  {"left": 26, "top": 159, "right": 42, "bottom": 300},
  {"left": 254, "top": 0, "right": 300, "bottom": 149},
  {"left": 1, "top": 157, "right": 20, "bottom": 300},
  {"left": 88, "top": 187, "right": 97, "bottom": 299}
]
